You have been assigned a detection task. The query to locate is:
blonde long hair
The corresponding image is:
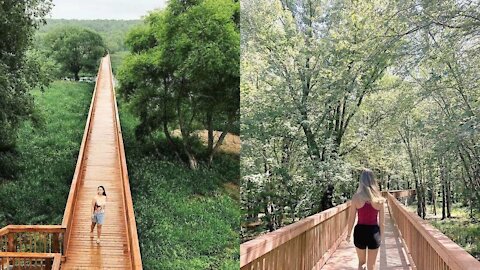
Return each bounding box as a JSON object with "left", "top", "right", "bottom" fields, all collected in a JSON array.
[{"left": 355, "top": 168, "right": 384, "bottom": 203}]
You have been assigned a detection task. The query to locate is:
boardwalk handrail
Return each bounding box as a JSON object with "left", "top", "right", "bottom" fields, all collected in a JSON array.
[
  {"left": 240, "top": 189, "right": 417, "bottom": 270},
  {"left": 0, "top": 252, "right": 61, "bottom": 270},
  {"left": 107, "top": 54, "right": 143, "bottom": 269},
  {"left": 240, "top": 201, "right": 351, "bottom": 269},
  {"left": 382, "top": 189, "right": 416, "bottom": 198},
  {"left": 0, "top": 56, "right": 142, "bottom": 268},
  {"left": 61, "top": 58, "right": 103, "bottom": 258},
  {"left": 1, "top": 225, "right": 64, "bottom": 256},
  {"left": 387, "top": 192, "right": 480, "bottom": 270}
]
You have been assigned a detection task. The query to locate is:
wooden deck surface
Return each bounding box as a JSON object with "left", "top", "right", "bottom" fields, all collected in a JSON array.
[
  {"left": 61, "top": 56, "right": 132, "bottom": 269},
  {"left": 322, "top": 204, "right": 413, "bottom": 270}
]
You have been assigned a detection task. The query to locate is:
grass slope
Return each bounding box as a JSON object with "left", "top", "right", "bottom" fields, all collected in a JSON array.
[
  {"left": 0, "top": 81, "right": 93, "bottom": 226},
  {"left": 118, "top": 101, "right": 240, "bottom": 270}
]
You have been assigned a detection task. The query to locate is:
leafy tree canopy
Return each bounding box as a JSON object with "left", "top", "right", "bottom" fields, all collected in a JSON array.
[{"left": 43, "top": 26, "right": 106, "bottom": 80}]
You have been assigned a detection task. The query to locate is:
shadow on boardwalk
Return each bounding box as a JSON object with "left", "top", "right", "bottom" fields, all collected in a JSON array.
[{"left": 322, "top": 204, "right": 413, "bottom": 270}]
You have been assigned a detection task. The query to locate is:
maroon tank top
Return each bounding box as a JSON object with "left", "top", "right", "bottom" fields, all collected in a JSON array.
[{"left": 357, "top": 202, "right": 378, "bottom": 225}]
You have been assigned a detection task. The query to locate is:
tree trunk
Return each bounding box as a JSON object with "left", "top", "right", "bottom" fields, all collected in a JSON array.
[
  {"left": 320, "top": 184, "right": 334, "bottom": 211},
  {"left": 74, "top": 72, "right": 80, "bottom": 81},
  {"left": 206, "top": 111, "right": 214, "bottom": 153},
  {"left": 185, "top": 148, "right": 198, "bottom": 170},
  {"left": 387, "top": 174, "right": 391, "bottom": 190},
  {"left": 432, "top": 180, "right": 437, "bottom": 216},
  {"left": 207, "top": 113, "right": 234, "bottom": 166},
  {"left": 446, "top": 173, "right": 451, "bottom": 218},
  {"left": 441, "top": 159, "right": 446, "bottom": 220},
  {"left": 399, "top": 128, "right": 423, "bottom": 218},
  {"left": 176, "top": 88, "right": 198, "bottom": 170}
]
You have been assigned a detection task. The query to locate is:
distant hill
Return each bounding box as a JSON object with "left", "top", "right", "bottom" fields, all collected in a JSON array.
[{"left": 37, "top": 19, "right": 142, "bottom": 52}]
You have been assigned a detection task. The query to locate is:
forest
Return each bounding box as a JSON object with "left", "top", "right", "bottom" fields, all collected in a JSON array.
[{"left": 241, "top": 0, "right": 480, "bottom": 259}]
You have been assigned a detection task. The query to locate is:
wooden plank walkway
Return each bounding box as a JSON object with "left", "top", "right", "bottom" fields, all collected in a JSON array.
[
  {"left": 322, "top": 204, "right": 413, "bottom": 270},
  {"left": 61, "top": 56, "right": 132, "bottom": 269}
]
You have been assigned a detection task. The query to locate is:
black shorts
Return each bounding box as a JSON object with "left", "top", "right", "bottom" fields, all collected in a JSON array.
[{"left": 353, "top": 224, "right": 381, "bottom": 249}]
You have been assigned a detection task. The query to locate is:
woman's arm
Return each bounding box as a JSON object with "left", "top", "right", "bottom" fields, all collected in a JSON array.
[
  {"left": 346, "top": 199, "right": 357, "bottom": 242},
  {"left": 379, "top": 201, "right": 385, "bottom": 243},
  {"left": 91, "top": 198, "right": 96, "bottom": 214}
]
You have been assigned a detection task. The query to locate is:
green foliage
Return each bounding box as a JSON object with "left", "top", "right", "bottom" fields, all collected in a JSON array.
[
  {"left": 38, "top": 19, "right": 141, "bottom": 53},
  {"left": 119, "top": 99, "right": 239, "bottom": 270},
  {"left": 0, "top": 81, "right": 93, "bottom": 226},
  {"left": 110, "top": 50, "right": 129, "bottom": 74},
  {"left": 406, "top": 203, "right": 480, "bottom": 260},
  {"left": 0, "top": 0, "right": 52, "bottom": 179},
  {"left": 118, "top": 0, "right": 240, "bottom": 169},
  {"left": 43, "top": 26, "right": 106, "bottom": 80}
]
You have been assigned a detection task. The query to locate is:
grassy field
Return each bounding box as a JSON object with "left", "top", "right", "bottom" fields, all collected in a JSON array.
[
  {"left": 0, "top": 81, "right": 93, "bottom": 226},
  {"left": 406, "top": 203, "right": 480, "bottom": 260},
  {"left": 118, "top": 99, "right": 240, "bottom": 269}
]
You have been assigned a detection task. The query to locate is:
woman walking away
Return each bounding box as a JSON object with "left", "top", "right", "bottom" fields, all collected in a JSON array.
[
  {"left": 90, "top": 186, "right": 107, "bottom": 244},
  {"left": 346, "top": 168, "right": 385, "bottom": 270}
]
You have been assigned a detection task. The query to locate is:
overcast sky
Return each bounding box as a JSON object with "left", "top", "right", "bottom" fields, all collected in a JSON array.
[{"left": 49, "top": 0, "right": 167, "bottom": 20}]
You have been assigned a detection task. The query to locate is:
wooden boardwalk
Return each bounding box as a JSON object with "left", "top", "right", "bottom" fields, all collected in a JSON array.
[
  {"left": 61, "top": 56, "right": 132, "bottom": 269},
  {"left": 322, "top": 204, "right": 413, "bottom": 270}
]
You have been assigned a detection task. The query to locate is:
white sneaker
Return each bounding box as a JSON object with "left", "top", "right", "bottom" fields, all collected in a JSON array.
[{"left": 96, "top": 239, "right": 100, "bottom": 244}]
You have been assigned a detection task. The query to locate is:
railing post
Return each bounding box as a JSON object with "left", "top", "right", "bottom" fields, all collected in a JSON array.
[
  {"left": 7, "top": 233, "right": 15, "bottom": 252},
  {"left": 300, "top": 232, "right": 306, "bottom": 270},
  {"left": 52, "top": 233, "right": 60, "bottom": 253},
  {"left": 46, "top": 257, "right": 52, "bottom": 269}
]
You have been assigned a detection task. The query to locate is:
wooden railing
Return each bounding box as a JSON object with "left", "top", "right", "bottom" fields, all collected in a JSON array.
[
  {"left": 61, "top": 58, "right": 102, "bottom": 259},
  {"left": 382, "top": 189, "right": 416, "bottom": 198},
  {"left": 0, "top": 225, "right": 64, "bottom": 254},
  {"left": 240, "top": 202, "right": 351, "bottom": 270},
  {"left": 0, "top": 252, "right": 61, "bottom": 270},
  {"left": 387, "top": 192, "right": 480, "bottom": 270},
  {"left": 240, "top": 189, "right": 418, "bottom": 270},
  {"left": 107, "top": 55, "right": 142, "bottom": 269},
  {"left": 0, "top": 55, "right": 142, "bottom": 269},
  {"left": 0, "top": 226, "right": 62, "bottom": 270}
]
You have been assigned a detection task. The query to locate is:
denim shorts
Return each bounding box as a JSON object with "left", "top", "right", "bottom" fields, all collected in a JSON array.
[{"left": 92, "top": 212, "right": 105, "bottom": 225}]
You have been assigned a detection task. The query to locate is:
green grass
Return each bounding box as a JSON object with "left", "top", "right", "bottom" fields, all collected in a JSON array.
[
  {"left": 0, "top": 81, "right": 93, "bottom": 226},
  {"left": 118, "top": 99, "right": 240, "bottom": 270}
]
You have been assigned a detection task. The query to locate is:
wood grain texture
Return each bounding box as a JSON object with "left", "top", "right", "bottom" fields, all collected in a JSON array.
[{"left": 61, "top": 55, "right": 140, "bottom": 270}]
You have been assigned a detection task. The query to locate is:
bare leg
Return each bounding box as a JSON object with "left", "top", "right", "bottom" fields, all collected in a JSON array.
[
  {"left": 355, "top": 247, "right": 366, "bottom": 270},
  {"left": 90, "top": 222, "right": 96, "bottom": 234},
  {"left": 367, "top": 248, "right": 379, "bottom": 270},
  {"left": 97, "top": 224, "right": 102, "bottom": 243}
]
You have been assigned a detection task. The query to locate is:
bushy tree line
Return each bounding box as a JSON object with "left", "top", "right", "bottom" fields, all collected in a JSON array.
[
  {"left": 0, "top": 0, "right": 53, "bottom": 179},
  {"left": 118, "top": 0, "right": 240, "bottom": 170},
  {"left": 42, "top": 26, "right": 106, "bottom": 80},
  {"left": 0, "top": 1, "right": 107, "bottom": 181},
  {"left": 38, "top": 19, "right": 141, "bottom": 53}
]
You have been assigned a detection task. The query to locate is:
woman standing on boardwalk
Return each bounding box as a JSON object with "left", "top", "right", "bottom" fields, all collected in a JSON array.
[
  {"left": 90, "top": 186, "right": 107, "bottom": 244},
  {"left": 345, "top": 169, "right": 385, "bottom": 270}
]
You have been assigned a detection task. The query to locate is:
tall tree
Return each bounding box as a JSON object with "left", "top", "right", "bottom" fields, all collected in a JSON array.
[
  {"left": 118, "top": 0, "right": 240, "bottom": 169},
  {"left": 0, "top": 0, "right": 52, "bottom": 179},
  {"left": 44, "top": 27, "right": 106, "bottom": 80}
]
